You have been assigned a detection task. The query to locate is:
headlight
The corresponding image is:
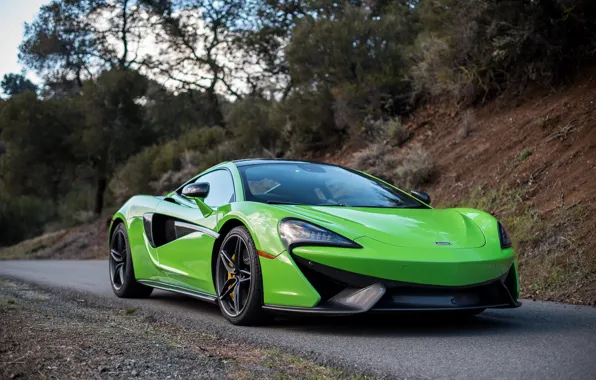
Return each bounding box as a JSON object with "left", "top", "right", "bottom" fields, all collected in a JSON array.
[
  {"left": 278, "top": 218, "right": 361, "bottom": 250},
  {"left": 498, "top": 222, "right": 512, "bottom": 248}
]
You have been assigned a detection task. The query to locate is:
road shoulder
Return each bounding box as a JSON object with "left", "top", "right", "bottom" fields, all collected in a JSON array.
[{"left": 0, "top": 278, "right": 371, "bottom": 380}]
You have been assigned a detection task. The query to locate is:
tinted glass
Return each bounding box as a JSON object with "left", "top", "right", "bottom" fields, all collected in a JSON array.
[
  {"left": 195, "top": 170, "right": 235, "bottom": 208},
  {"left": 239, "top": 163, "right": 426, "bottom": 208}
]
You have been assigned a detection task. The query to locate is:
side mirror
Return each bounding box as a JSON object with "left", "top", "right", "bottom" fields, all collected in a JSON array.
[
  {"left": 182, "top": 182, "right": 212, "bottom": 216},
  {"left": 410, "top": 190, "right": 431, "bottom": 205},
  {"left": 182, "top": 182, "right": 210, "bottom": 199}
]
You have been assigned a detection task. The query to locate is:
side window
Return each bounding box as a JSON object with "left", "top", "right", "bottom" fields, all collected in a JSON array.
[{"left": 195, "top": 170, "right": 235, "bottom": 208}]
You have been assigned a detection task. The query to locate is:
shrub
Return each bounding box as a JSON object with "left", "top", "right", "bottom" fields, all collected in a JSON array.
[
  {"left": 0, "top": 192, "right": 53, "bottom": 246},
  {"left": 286, "top": 4, "right": 415, "bottom": 126},
  {"left": 350, "top": 143, "right": 435, "bottom": 188},
  {"left": 226, "top": 96, "right": 280, "bottom": 157},
  {"left": 394, "top": 144, "right": 435, "bottom": 188},
  {"left": 182, "top": 127, "right": 226, "bottom": 152},
  {"left": 109, "top": 146, "right": 161, "bottom": 202},
  {"left": 273, "top": 90, "right": 341, "bottom": 156},
  {"left": 458, "top": 109, "right": 476, "bottom": 140},
  {"left": 412, "top": 0, "right": 596, "bottom": 102},
  {"left": 109, "top": 127, "right": 228, "bottom": 202},
  {"left": 350, "top": 144, "right": 399, "bottom": 182},
  {"left": 358, "top": 117, "right": 410, "bottom": 146},
  {"left": 520, "top": 150, "right": 533, "bottom": 161}
]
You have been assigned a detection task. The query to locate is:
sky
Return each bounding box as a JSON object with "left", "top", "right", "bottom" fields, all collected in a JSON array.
[{"left": 0, "top": 0, "right": 49, "bottom": 83}]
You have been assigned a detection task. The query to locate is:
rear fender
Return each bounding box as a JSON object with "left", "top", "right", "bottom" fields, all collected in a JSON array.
[{"left": 110, "top": 196, "right": 164, "bottom": 281}]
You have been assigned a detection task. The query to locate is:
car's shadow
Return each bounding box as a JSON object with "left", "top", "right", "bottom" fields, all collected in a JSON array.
[
  {"left": 147, "top": 291, "right": 568, "bottom": 338},
  {"left": 268, "top": 311, "right": 523, "bottom": 338}
]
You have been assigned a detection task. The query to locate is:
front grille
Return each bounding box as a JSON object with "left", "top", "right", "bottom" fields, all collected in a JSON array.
[
  {"left": 293, "top": 254, "right": 518, "bottom": 309},
  {"left": 374, "top": 278, "right": 511, "bottom": 310}
]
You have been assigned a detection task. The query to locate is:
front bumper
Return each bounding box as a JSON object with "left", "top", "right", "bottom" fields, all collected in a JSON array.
[{"left": 262, "top": 253, "right": 520, "bottom": 315}]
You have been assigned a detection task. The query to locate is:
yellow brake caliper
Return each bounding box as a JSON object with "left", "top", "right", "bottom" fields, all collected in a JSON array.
[{"left": 228, "top": 254, "right": 235, "bottom": 297}]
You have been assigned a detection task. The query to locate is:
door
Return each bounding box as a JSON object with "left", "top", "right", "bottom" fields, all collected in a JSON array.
[{"left": 154, "top": 169, "right": 236, "bottom": 294}]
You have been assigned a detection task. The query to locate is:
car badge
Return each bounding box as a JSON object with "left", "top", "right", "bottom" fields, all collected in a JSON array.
[{"left": 435, "top": 242, "right": 452, "bottom": 246}]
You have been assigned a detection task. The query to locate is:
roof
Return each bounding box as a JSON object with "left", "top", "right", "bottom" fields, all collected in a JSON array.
[{"left": 232, "top": 158, "right": 318, "bottom": 167}]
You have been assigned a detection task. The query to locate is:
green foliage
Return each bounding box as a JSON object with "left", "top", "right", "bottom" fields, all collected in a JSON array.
[
  {"left": 0, "top": 91, "right": 78, "bottom": 200},
  {"left": 520, "top": 150, "right": 533, "bottom": 161},
  {"left": 183, "top": 127, "right": 227, "bottom": 152},
  {"left": 226, "top": 96, "right": 281, "bottom": 156},
  {"left": 77, "top": 69, "right": 151, "bottom": 214},
  {"left": 109, "top": 127, "right": 227, "bottom": 202},
  {"left": 273, "top": 89, "right": 340, "bottom": 156},
  {"left": 144, "top": 83, "right": 225, "bottom": 139},
  {"left": 0, "top": 190, "right": 54, "bottom": 246},
  {"left": 412, "top": 0, "right": 596, "bottom": 102},
  {"left": 287, "top": 3, "right": 417, "bottom": 139},
  {"left": 1, "top": 73, "right": 37, "bottom": 96}
]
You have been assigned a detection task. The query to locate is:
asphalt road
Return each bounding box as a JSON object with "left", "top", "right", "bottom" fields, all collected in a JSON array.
[{"left": 1, "top": 260, "right": 595, "bottom": 379}]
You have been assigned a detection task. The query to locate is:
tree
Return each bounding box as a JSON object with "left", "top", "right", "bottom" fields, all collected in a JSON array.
[
  {"left": 284, "top": 3, "right": 417, "bottom": 138},
  {"left": 0, "top": 91, "right": 77, "bottom": 200},
  {"left": 19, "top": 0, "right": 150, "bottom": 87},
  {"left": 226, "top": 95, "right": 281, "bottom": 156},
  {"left": 143, "top": 81, "right": 225, "bottom": 140},
  {"left": 143, "top": 0, "right": 256, "bottom": 126},
  {"left": 77, "top": 69, "right": 150, "bottom": 214},
  {"left": 1, "top": 74, "right": 38, "bottom": 96},
  {"left": 230, "top": 0, "right": 306, "bottom": 98}
]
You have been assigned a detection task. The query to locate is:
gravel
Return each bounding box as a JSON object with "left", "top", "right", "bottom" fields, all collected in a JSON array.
[{"left": 0, "top": 279, "right": 365, "bottom": 380}]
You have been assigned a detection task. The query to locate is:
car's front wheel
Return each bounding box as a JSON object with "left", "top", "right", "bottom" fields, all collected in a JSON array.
[
  {"left": 215, "top": 226, "right": 268, "bottom": 325},
  {"left": 109, "top": 223, "right": 153, "bottom": 298}
]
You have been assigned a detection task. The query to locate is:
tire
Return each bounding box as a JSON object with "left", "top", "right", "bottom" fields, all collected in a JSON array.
[
  {"left": 215, "top": 226, "right": 268, "bottom": 325},
  {"left": 109, "top": 223, "right": 153, "bottom": 298}
]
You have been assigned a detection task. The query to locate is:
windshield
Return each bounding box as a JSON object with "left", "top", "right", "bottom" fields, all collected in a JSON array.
[{"left": 238, "top": 163, "right": 427, "bottom": 209}]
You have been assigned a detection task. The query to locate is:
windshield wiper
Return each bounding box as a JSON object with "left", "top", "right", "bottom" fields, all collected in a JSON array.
[{"left": 266, "top": 200, "right": 305, "bottom": 205}]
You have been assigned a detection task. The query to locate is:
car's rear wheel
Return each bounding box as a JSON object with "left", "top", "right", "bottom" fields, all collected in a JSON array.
[
  {"left": 215, "top": 226, "right": 267, "bottom": 325},
  {"left": 109, "top": 223, "right": 153, "bottom": 298}
]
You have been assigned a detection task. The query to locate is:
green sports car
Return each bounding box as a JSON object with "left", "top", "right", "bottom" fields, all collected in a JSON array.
[{"left": 109, "top": 159, "right": 520, "bottom": 325}]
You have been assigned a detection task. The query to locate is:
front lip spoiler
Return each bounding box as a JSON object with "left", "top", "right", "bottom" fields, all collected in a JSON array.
[
  {"left": 263, "top": 301, "right": 521, "bottom": 316},
  {"left": 264, "top": 282, "right": 387, "bottom": 316}
]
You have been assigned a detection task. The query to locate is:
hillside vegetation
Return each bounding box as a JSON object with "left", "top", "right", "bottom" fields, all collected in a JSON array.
[{"left": 1, "top": 0, "right": 595, "bottom": 304}]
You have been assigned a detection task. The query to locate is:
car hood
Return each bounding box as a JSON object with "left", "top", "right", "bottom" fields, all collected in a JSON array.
[{"left": 277, "top": 206, "right": 486, "bottom": 249}]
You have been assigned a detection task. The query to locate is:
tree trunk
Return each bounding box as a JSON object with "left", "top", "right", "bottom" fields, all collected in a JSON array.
[
  {"left": 208, "top": 88, "right": 225, "bottom": 128},
  {"left": 94, "top": 176, "right": 107, "bottom": 215}
]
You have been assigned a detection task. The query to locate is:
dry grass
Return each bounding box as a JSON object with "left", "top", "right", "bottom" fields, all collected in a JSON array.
[
  {"left": 458, "top": 109, "right": 476, "bottom": 140},
  {"left": 361, "top": 117, "right": 410, "bottom": 146},
  {"left": 350, "top": 144, "right": 398, "bottom": 178},
  {"left": 393, "top": 144, "right": 435, "bottom": 188},
  {"left": 350, "top": 143, "right": 435, "bottom": 188},
  {"left": 381, "top": 117, "right": 410, "bottom": 147},
  {"left": 0, "top": 218, "right": 108, "bottom": 260}
]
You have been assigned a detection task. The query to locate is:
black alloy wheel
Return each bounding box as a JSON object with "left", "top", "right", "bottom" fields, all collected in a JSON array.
[
  {"left": 109, "top": 223, "right": 153, "bottom": 298},
  {"left": 215, "top": 226, "right": 267, "bottom": 325}
]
